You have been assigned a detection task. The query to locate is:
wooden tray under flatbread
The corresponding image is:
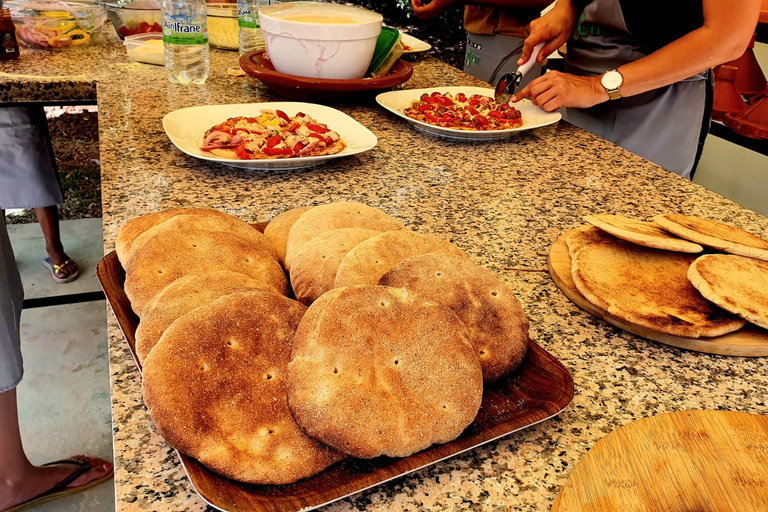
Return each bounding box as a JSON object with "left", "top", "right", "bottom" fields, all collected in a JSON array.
[
  {"left": 96, "top": 223, "right": 574, "bottom": 512},
  {"left": 551, "top": 410, "right": 768, "bottom": 511},
  {"left": 548, "top": 229, "right": 768, "bottom": 357}
]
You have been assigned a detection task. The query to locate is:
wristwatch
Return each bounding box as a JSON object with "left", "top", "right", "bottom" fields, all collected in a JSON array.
[{"left": 600, "top": 69, "right": 623, "bottom": 100}]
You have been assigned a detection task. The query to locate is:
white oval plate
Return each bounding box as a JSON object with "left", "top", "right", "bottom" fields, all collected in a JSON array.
[
  {"left": 162, "top": 102, "right": 378, "bottom": 170},
  {"left": 376, "top": 86, "right": 562, "bottom": 140},
  {"left": 399, "top": 32, "right": 431, "bottom": 54}
]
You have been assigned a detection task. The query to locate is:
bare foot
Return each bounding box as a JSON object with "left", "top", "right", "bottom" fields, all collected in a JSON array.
[{"left": 0, "top": 457, "right": 112, "bottom": 511}]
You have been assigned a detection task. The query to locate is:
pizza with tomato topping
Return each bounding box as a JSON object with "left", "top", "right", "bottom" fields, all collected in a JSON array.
[
  {"left": 403, "top": 92, "right": 523, "bottom": 131},
  {"left": 201, "top": 109, "right": 345, "bottom": 160}
]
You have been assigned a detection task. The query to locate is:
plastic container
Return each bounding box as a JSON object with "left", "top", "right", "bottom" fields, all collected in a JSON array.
[
  {"left": 162, "top": 0, "right": 209, "bottom": 85},
  {"left": 8, "top": 0, "right": 106, "bottom": 49},
  {"left": 236, "top": 0, "right": 266, "bottom": 55},
  {"left": 123, "top": 31, "right": 163, "bottom": 64},
  {"left": 366, "top": 26, "right": 402, "bottom": 78},
  {"left": 259, "top": 2, "right": 382, "bottom": 80},
  {"left": 206, "top": 2, "right": 237, "bottom": 50},
  {"left": 105, "top": 1, "right": 162, "bottom": 40}
]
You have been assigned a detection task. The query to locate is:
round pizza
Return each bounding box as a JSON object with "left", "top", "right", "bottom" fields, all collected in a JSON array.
[
  {"left": 201, "top": 110, "right": 345, "bottom": 160},
  {"left": 403, "top": 92, "right": 523, "bottom": 131}
]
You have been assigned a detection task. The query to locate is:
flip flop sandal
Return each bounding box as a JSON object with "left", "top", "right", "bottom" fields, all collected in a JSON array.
[
  {"left": 43, "top": 257, "right": 80, "bottom": 284},
  {"left": 4, "top": 456, "right": 113, "bottom": 512}
]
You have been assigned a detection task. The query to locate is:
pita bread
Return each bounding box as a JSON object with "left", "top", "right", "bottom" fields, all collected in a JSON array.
[
  {"left": 263, "top": 206, "right": 314, "bottom": 267},
  {"left": 565, "top": 225, "right": 618, "bottom": 258},
  {"left": 289, "top": 227, "right": 381, "bottom": 306},
  {"left": 571, "top": 239, "right": 746, "bottom": 338},
  {"left": 334, "top": 230, "right": 466, "bottom": 288},
  {"left": 142, "top": 290, "right": 344, "bottom": 484},
  {"left": 380, "top": 252, "right": 529, "bottom": 383},
  {"left": 287, "top": 285, "right": 483, "bottom": 459},
  {"left": 654, "top": 214, "right": 768, "bottom": 261},
  {"left": 116, "top": 208, "right": 227, "bottom": 266},
  {"left": 688, "top": 254, "right": 768, "bottom": 330},
  {"left": 135, "top": 271, "right": 267, "bottom": 364},
  {"left": 124, "top": 222, "right": 289, "bottom": 316},
  {"left": 584, "top": 214, "right": 703, "bottom": 253},
  {"left": 127, "top": 213, "right": 278, "bottom": 268},
  {"left": 284, "top": 202, "right": 405, "bottom": 271}
]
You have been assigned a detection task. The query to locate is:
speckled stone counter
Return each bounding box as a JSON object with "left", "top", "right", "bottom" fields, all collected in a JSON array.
[{"left": 3, "top": 40, "right": 768, "bottom": 512}]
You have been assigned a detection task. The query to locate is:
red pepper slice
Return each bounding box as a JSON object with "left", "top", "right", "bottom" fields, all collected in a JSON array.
[
  {"left": 488, "top": 111, "right": 506, "bottom": 119},
  {"left": 467, "top": 106, "right": 479, "bottom": 116},
  {"left": 306, "top": 123, "right": 328, "bottom": 134},
  {"left": 417, "top": 103, "right": 434, "bottom": 112},
  {"left": 468, "top": 99, "right": 481, "bottom": 107},
  {"left": 308, "top": 133, "right": 325, "bottom": 140},
  {"left": 456, "top": 93, "right": 467, "bottom": 102},
  {"left": 425, "top": 112, "right": 439, "bottom": 122},
  {"left": 293, "top": 141, "right": 305, "bottom": 154},
  {"left": 284, "top": 121, "right": 300, "bottom": 132},
  {"left": 431, "top": 91, "right": 442, "bottom": 97},
  {"left": 266, "top": 135, "right": 283, "bottom": 148},
  {"left": 235, "top": 143, "right": 252, "bottom": 160},
  {"left": 474, "top": 115, "right": 488, "bottom": 127},
  {"left": 295, "top": 112, "right": 305, "bottom": 117},
  {"left": 276, "top": 110, "right": 290, "bottom": 122},
  {"left": 437, "top": 95, "right": 454, "bottom": 106},
  {"left": 263, "top": 147, "right": 293, "bottom": 156},
  {"left": 325, "top": 136, "right": 333, "bottom": 145}
]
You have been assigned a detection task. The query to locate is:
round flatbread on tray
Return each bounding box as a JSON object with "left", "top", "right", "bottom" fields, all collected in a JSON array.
[
  {"left": 201, "top": 110, "right": 345, "bottom": 160},
  {"left": 564, "top": 225, "right": 618, "bottom": 258},
  {"left": 688, "top": 254, "right": 768, "bottom": 330},
  {"left": 142, "top": 290, "right": 345, "bottom": 485},
  {"left": 380, "top": 252, "right": 529, "bottom": 383},
  {"left": 571, "top": 238, "right": 746, "bottom": 338},
  {"left": 653, "top": 214, "right": 768, "bottom": 261},
  {"left": 584, "top": 214, "right": 703, "bottom": 253},
  {"left": 334, "top": 230, "right": 466, "bottom": 288},
  {"left": 287, "top": 285, "right": 483, "bottom": 459}
]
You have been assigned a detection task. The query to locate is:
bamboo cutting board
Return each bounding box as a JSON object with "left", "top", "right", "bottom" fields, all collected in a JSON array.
[
  {"left": 552, "top": 410, "right": 768, "bottom": 512},
  {"left": 548, "top": 230, "right": 768, "bottom": 356}
]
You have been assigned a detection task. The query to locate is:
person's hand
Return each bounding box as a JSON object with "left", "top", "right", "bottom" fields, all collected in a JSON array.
[
  {"left": 518, "top": 1, "right": 577, "bottom": 67},
  {"left": 511, "top": 71, "right": 608, "bottom": 111},
  {"left": 411, "top": 0, "right": 456, "bottom": 19}
]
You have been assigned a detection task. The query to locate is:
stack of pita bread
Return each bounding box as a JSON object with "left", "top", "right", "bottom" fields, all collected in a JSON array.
[
  {"left": 564, "top": 213, "right": 768, "bottom": 338},
  {"left": 116, "top": 201, "right": 530, "bottom": 484}
]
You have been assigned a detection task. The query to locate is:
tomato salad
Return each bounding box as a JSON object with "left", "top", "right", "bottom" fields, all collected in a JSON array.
[
  {"left": 403, "top": 92, "right": 523, "bottom": 131},
  {"left": 201, "top": 110, "right": 345, "bottom": 160}
]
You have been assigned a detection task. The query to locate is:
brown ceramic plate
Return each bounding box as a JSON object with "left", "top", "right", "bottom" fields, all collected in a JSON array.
[
  {"left": 97, "top": 224, "right": 573, "bottom": 512},
  {"left": 239, "top": 50, "right": 414, "bottom": 101}
]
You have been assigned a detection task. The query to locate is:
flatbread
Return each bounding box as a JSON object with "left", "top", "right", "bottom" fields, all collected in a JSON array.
[
  {"left": 127, "top": 213, "right": 278, "bottom": 268},
  {"left": 289, "top": 227, "right": 381, "bottom": 306},
  {"left": 116, "top": 208, "right": 226, "bottom": 267},
  {"left": 124, "top": 222, "right": 289, "bottom": 317},
  {"left": 142, "top": 290, "right": 344, "bottom": 484},
  {"left": 571, "top": 239, "right": 746, "bottom": 338},
  {"left": 334, "top": 230, "right": 466, "bottom": 288},
  {"left": 654, "top": 214, "right": 768, "bottom": 261},
  {"left": 564, "top": 225, "right": 617, "bottom": 258},
  {"left": 287, "top": 286, "right": 483, "bottom": 459},
  {"left": 284, "top": 201, "right": 405, "bottom": 271},
  {"left": 688, "top": 254, "right": 768, "bottom": 330},
  {"left": 584, "top": 214, "right": 703, "bottom": 253},
  {"left": 380, "top": 252, "right": 529, "bottom": 383},
  {"left": 263, "top": 206, "right": 314, "bottom": 267},
  {"left": 135, "top": 271, "right": 268, "bottom": 364}
]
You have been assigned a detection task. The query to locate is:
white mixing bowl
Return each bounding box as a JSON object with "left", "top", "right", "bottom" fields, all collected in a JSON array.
[{"left": 259, "top": 2, "right": 383, "bottom": 80}]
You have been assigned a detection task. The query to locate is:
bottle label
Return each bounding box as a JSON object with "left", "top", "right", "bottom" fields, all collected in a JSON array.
[
  {"left": 163, "top": 17, "right": 208, "bottom": 45},
  {"left": 237, "top": 6, "right": 260, "bottom": 29}
]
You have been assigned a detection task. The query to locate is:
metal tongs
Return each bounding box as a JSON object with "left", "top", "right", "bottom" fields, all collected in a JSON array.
[{"left": 494, "top": 42, "right": 544, "bottom": 104}]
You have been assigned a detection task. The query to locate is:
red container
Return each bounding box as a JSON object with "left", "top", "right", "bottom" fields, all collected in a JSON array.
[
  {"left": 720, "top": 33, "right": 767, "bottom": 98},
  {"left": 712, "top": 65, "right": 748, "bottom": 122},
  {"left": 724, "top": 84, "right": 768, "bottom": 140}
]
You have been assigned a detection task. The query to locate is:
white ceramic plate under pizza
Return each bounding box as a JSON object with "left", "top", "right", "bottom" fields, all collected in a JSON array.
[
  {"left": 162, "top": 102, "right": 378, "bottom": 170},
  {"left": 399, "top": 32, "right": 431, "bottom": 54},
  {"left": 376, "top": 86, "right": 562, "bottom": 140}
]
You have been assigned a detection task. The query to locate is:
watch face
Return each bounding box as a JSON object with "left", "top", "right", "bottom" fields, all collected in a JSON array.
[{"left": 602, "top": 71, "right": 622, "bottom": 90}]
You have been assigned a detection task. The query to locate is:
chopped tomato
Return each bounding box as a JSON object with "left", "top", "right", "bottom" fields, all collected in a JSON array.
[
  {"left": 456, "top": 93, "right": 467, "bottom": 102},
  {"left": 235, "top": 143, "right": 252, "bottom": 160},
  {"left": 474, "top": 115, "right": 488, "bottom": 127},
  {"left": 266, "top": 135, "right": 282, "bottom": 148},
  {"left": 292, "top": 141, "right": 305, "bottom": 154},
  {"left": 263, "top": 147, "right": 293, "bottom": 156},
  {"left": 308, "top": 133, "right": 325, "bottom": 140},
  {"left": 276, "top": 110, "right": 290, "bottom": 122},
  {"left": 417, "top": 103, "right": 434, "bottom": 112},
  {"left": 436, "top": 95, "right": 454, "bottom": 106},
  {"left": 295, "top": 112, "right": 305, "bottom": 117},
  {"left": 468, "top": 99, "right": 480, "bottom": 107},
  {"left": 488, "top": 111, "right": 506, "bottom": 119},
  {"left": 467, "top": 106, "right": 479, "bottom": 116},
  {"left": 306, "top": 123, "right": 328, "bottom": 134},
  {"left": 325, "top": 136, "right": 334, "bottom": 145},
  {"left": 422, "top": 96, "right": 441, "bottom": 104},
  {"left": 431, "top": 91, "right": 442, "bottom": 97}
]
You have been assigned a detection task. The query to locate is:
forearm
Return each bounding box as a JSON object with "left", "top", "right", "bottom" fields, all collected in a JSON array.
[
  {"left": 615, "top": 0, "right": 759, "bottom": 99},
  {"left": 465, "top": 0, "right": 553, "bottom": 9}
]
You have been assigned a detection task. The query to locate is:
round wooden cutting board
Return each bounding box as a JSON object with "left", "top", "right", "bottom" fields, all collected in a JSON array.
[
  {"left": 552, "top": 410, "right": 768, "bottom": 512},
  {"left": 548, "top": 230, "right": 768, "bottom": 356}
]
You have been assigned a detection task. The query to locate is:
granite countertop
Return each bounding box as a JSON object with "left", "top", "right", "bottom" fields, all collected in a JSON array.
[{"left": 2, "top": 37, "right": 768, "bottom": 512}]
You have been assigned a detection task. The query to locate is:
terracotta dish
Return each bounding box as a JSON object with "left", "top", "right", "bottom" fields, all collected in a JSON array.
[{"left": 239, "top": 50, "right": 413, "bottom": 101}]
